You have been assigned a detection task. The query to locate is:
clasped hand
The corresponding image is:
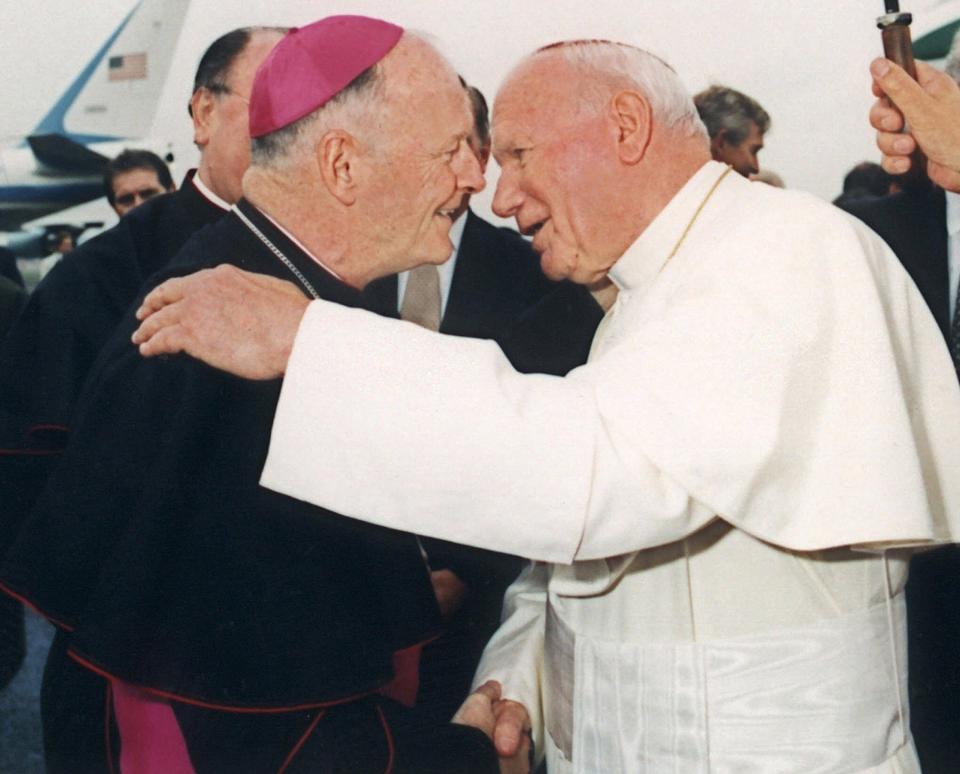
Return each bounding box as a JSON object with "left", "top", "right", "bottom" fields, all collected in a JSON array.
[{"left": 452, "top": 681, "right": 532, "bottom": 774}]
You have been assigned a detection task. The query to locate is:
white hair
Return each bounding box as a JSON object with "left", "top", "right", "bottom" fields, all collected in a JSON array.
[{"left": 529, "top": 41, "right": 708, "bottom": 140}]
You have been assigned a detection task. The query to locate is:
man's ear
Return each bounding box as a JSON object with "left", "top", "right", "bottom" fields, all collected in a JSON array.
[
  {"left": 318, "top": 130, "right": 359, "bottom": 205},
  {"left": 190, "top": 89, "right": 216, "bottom": 148},
  {"left": 710, "top": 128, "right": 728, "bottom": 159},
  {"left": 611, "top": 90, "right": 653, "bottom": 165}
]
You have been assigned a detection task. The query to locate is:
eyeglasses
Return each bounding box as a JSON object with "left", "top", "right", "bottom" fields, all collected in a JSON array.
[
  {"left": 210, "top": 84, "right": 250, "bottom": 106},
  {"left": 114, "top": 187, "right": 164, "bottom": 209}
]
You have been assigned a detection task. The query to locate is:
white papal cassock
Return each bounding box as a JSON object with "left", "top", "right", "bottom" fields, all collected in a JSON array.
[{"left": 262, "top": 161, "right": 960, "bottom": 772}]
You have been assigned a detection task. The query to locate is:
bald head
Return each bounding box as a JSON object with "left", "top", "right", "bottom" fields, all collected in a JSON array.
[{"left": 491, "top": 41, "right": 710, "bottom": 285}]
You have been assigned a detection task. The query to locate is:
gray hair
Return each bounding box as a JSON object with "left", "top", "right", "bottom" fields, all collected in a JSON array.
[
  {"left": 250, "top": 60, "right": 386, "bottom": 170},
  {"left": 693, "top": 85, "right": 770, "bottom": 146},
  {"left": 947, "top": 27, "right": 960, "bottom": 82},
  {"left": 530, "top": 40, "right": 708, "bottom": 140}
]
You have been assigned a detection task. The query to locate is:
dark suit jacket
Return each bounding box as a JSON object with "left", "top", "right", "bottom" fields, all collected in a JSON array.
[
  {"left": 843, "top": 187, "right": 960, "bottom": 773},
  {"left": 843, "top": 186, "right": 950, "bottom": 341},
  {"left": 364, "top": 209, "right": 603, "bottom": 725}
]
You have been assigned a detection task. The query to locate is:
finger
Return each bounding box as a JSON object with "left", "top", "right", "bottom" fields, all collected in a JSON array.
[
  {"left": 876, "top": 127, "right": 916, "bottom": 157},
  {"left": 137, "top": 323, "right": 190, "bottom": 358},
  {"left": 135, "top": 275, "right": 194, "bottom": 320},
  {"left": 880, "top": 154, "right": 912, "bottom": 175},
  {"left": 500, "top": 734, "right": 532, "bottom": 774},
  {"left": 915, "top": 60, "right": 948, "bottom": 94},
  {"left": 869, "top": 98, "right": 904, "bottom": 133},
  {"left": 472, "top": 680, "right": 502, "bottom": 702},
  {"left": 871, "top": 57, "right": 929, "bottom": 116},
  {"left": 492, "top": 701, "right": 529, "bottom": 757},
  {"left": 131, "top": 300, "right": 186, "bottom": 345}
]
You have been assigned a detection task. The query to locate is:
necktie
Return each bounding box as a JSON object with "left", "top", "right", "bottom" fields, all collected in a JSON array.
[
  {"left": 951, "top": 278, "right": 960, "bottom": 377},
  {"left": 400, "top": 264, "right": 441, "bottom": 331}
]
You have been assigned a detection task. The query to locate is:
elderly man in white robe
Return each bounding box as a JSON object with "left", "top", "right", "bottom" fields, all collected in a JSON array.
[{"left": 132, "top": 38, "right": 960, "bottom": 773}]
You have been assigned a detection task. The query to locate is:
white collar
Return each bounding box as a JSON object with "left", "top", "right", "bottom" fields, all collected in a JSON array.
[
  {"left": 192, "top": 172, "right": 231, "bottom": 212},
  {"left": 608, "top": 160, "right": 730, "bottom": 296}
]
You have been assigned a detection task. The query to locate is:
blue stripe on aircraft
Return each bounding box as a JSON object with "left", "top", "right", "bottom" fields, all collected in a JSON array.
[
  {"left": 30, "top": 0, "right": 142, "bottom": 140},
  {"left": 0, "top": 183, "right": 103, "bottom": 204}
]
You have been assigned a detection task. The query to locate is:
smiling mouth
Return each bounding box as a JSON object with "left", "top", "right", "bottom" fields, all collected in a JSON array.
[{"left": 435, "top": 208, "right": 457, "bottom": 220}]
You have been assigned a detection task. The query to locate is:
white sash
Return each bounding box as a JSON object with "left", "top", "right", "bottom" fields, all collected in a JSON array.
[{"left": 544, "top": 594, "right": 914, "bottom": 773}]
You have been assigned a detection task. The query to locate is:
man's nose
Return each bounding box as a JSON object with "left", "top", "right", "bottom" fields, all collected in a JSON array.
[
  {"left": 491, "top": 169, "right": 521, "bottom": 219},
  {"left": 454, "top": 144, "right": 486, "bottom": 194}
]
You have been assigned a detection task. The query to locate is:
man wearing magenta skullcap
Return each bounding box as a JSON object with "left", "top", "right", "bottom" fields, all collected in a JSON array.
[{"left": 0, "top": 16, "right": 503, "bottom": 772}]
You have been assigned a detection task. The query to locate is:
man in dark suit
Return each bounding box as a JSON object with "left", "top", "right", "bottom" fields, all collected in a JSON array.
[
  {"left": 0, "top": 27, "right": 284, "bottom": 773},
  {"left": 842, "top": 155, "right": 960, "bottom": 774},
  {"left": 364, "top": 83, "right": 603, "bottom": 730}
]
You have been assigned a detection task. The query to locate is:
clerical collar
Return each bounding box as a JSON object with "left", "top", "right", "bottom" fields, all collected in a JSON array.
[
  {"left": 191, "top": 172, "right": 231, "bottom": 212},
  {"left": 608, "top": 160, "right": 731, "bottom": 296}
]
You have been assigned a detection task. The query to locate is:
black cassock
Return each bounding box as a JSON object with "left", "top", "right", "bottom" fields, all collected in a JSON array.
[
  {"left": 0, "top": 174, "right": 226, "bottom": 748},
  {"left": 0, "top": 173, "right": 226, "bottom": 551},
  {"left": 0, "top": 201, "right": 497, "bottom": 773}
]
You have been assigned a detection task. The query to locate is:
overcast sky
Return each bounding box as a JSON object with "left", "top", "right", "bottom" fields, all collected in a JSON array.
[{"left": 1, "top": 0, "right": 957, "bottom": 207}]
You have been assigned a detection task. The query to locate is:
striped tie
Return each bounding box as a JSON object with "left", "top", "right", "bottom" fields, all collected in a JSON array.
[{"left": 952, "top": 280, "right": 960, "bottom": 377}]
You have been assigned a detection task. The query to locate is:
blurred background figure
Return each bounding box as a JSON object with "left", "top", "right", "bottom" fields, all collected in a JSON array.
[
  {"left": 832, "top": 161, "right": 897, "bottom": 207},
  {"left": 694, "top": 84, "right": 770, "bottom": 177},
  {"left": 750, "top": 168, "right": 785, "bottom": 188},
  {"left": 32, "top": 230, "right": 76, "bottom": 284},
  {"left": 103, "top": 149, "right": 176, "bottom": 218},
  {"left": 844, "top": 26, "right": 960, "bottom": 773}
]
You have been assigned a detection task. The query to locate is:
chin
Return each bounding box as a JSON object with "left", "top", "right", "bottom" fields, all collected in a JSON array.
[{"left": 539, "top": 252, "right": 575, "bottom": 283}]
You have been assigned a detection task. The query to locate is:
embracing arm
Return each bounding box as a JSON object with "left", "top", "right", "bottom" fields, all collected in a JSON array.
[{"left": 132, "top": 267, "right": 711, "bottom": 563}]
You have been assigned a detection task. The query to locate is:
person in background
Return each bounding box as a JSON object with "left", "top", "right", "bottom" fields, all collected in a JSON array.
[
  {"left": 103, "top": 149, "right": 176, "bottom": 218},
  {"left": 693, "top": 84, "right": 769, "bottom": 177},
  {"left": 833, "top": 161, "right": 896, "bottom": 207},
  {"left": 842, "top": 29, "right": 960, "bottom": 772},
  {"left": 749, "top": 168, "right": 784, "bottom": 187},
  {"left": 0, "top": 26, "right": 284, "bottom": 773}
]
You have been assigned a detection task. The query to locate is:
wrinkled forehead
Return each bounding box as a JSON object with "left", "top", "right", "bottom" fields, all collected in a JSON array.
[
  {"left": 492, "top": 55, "right": 583, "bottom": 144},
  {"left": 383, "top": 35, "right": 471, "bottom": 124}
]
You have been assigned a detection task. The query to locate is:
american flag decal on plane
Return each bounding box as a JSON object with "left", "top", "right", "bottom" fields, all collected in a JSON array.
[{"left": 108, "top": 53, "right": 147, "bottom": 81}]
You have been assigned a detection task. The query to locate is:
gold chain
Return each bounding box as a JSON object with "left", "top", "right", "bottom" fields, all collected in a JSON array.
[{"left": 662, "top": 165, "right": 733, "bottom": 269}]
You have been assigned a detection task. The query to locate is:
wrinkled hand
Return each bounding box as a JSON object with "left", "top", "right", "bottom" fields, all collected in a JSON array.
[
  {"left": 453, "top": 683, "right": 531, "bottom": 774},
  {"left": 132, "top": 264, "right": 309, "bottom": 380},
  {"left": 870, "top": 58, "right": 960, "bottom": 191}
]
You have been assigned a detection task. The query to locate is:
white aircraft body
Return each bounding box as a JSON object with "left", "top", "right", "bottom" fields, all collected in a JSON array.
[{"left": 0, "top": 0, "right": 189, "bottom": 235}]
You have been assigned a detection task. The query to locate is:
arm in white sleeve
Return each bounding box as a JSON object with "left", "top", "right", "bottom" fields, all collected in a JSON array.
[
  {"left": 261, "top": 302, "right": 714, "bottom": 563},
  {"left": 471, "top": 561, "right": 548, "bottom": 767}
]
